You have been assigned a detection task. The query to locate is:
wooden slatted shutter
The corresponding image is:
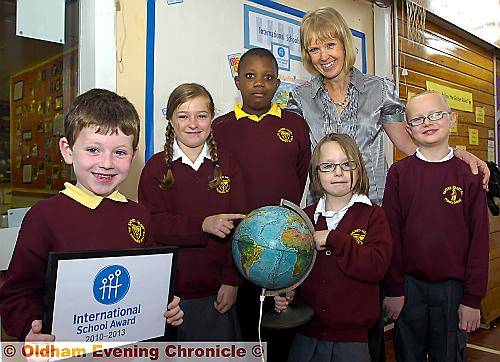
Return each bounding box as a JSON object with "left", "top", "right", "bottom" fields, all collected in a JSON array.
[{"left": 395, "top": 2, "right": 496, "bottom": 162}]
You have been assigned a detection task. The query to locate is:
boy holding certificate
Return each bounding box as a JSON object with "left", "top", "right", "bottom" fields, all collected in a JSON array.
[{"left": 0, "top": 89, "right": 183, "bottom": 341}]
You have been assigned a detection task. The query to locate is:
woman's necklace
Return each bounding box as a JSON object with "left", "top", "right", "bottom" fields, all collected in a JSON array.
[
  {"left": 320, "top": 73, "right": 358, "bottom": 140},
  {"left": 324, "top": 80, "right": 350, "bottom": 108},
  {"left": 332, "top": 90, "right": 349, "bottom": 108}
]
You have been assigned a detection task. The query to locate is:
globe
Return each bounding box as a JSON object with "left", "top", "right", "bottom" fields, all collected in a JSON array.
[{"left": 232, "top": 204, "right": 315, "bottom": 291}]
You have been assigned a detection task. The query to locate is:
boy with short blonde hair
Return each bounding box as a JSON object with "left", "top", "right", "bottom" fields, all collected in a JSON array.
[
  {"left": 0, "top": 89, "right": 183, "bottom": 341},
  {"left": 383, "top": 91, "right": 489, "bottom": 361}
]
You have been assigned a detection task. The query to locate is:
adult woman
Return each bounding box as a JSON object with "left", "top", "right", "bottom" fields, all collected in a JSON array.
[
  {"left": 287, "top": 7, "right": 488, "bottom": 206},
  {"left": 286, "top": 6, "right": 489, "bottom": 362}
]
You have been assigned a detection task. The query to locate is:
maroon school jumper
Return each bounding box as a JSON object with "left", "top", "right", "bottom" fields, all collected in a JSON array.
[
  {"left": 295, "top": 203, "right": 392, "bottom": 342},
  {"left": 138, "top": 150, "right": 246, "bottom": 299},
  {"left": 383, "top": 155, "right": 489, "bottom": 308},
  {"left": 0, "top": 192, "right": 153, "bottom": 340},
  {"left": 212, "top": 109, "right": 310, "bottom": 212}
]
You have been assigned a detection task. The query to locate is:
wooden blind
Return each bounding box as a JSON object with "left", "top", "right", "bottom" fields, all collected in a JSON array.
[{"left": 395, "top": 2, "right": 496, "bottom": 161}]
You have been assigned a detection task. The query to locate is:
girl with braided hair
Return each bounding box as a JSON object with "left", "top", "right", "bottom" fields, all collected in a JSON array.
[{"left": 138, "top": 83, "right": 246, "bottom": 341}]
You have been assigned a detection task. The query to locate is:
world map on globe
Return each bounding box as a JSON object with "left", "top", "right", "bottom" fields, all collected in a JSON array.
[{"left": 232, "top": 206, "right": 315, "bottom": 290}]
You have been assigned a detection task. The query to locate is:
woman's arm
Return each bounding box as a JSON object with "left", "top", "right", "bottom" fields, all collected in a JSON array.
[{"left": 383, "top": 122, "right": 417, "bottom": 156}]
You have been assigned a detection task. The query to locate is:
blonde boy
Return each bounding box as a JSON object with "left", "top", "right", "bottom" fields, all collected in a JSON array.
[{"left": 383, "top": 91, "right": 489, "bottom": 361}]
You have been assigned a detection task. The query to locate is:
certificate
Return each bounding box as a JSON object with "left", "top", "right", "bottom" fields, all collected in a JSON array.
[{"left": 43, "top": 247, "right": 177, "bottom": 343}]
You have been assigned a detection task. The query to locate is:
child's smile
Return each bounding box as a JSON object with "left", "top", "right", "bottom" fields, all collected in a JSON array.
[
  {"left": 171, "top": 96, "right": 213, "bottom": 162},
  {"left": 59, "top": 126, "right": 136, "bottom": 197},
  {"left": 405, "top": 93, "right": 456, "bottom": 153}
]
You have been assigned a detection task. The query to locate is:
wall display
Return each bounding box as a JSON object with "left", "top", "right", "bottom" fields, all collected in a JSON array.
[
  {"left": 13, "top": 81, "right": 24, "bottom": 101},
  {"left": 468, "top": 128, "right": 479, "bottom": 145},
  {"left": 54, "top": 96, "right": 63, "bottom": 110},
  {"left": 475, "top": 106, "right": 485, "bottom": 123},
  {"left": 22, "top": 164, "right": 32, "bottom": 183},
  {"left": 147, "top": 0, "right": 367, "bottom": 158},
  {"left": 227, "top": 53, "right": 241, "bottom": 78},
  {"left": 22, "top": 131, "right": 32, "bottom": 141},
  {"left": 425, "top": 81, "right": 473, "bottom": 112},
  {"left": 9, "top": 48, "right": 78, "bottom": 191}
]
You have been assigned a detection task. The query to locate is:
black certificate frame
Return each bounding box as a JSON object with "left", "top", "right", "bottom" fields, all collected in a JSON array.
[{"left": 42, "top": 246, "right": 177, "bottom": 340}]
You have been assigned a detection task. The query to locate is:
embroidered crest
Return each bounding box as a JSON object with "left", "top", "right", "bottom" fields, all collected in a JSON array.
[
  {"left": 128, "top": 218, "right": 145, "bottom": 244},
  {"left": 443, "top": 186, "right": 463, "bottom": 205},
  {"left": 277, "top": 128, "right": 293, "bottom": 143},
  {"left": 216, "top": 176, "right": 231, "bottom": 194},
  {"left": 350, "top": 229, "right": 367, "bottom": 245}
]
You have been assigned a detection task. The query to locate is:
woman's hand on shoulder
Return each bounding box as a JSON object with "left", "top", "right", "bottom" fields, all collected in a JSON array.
[
  {"left": 202, "top": 214, "right": 246, "bottom": 238},
  {"left": 454, "top": 148, "right": 490, "bottom": 190}
]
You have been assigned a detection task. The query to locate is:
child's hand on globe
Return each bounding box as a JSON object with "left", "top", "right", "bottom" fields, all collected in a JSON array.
[
  {"left": 274, "top": 290, "right": 295, "bottom": 313},
  {"left": 202, "top": 213, "right": 246, "bottom": 238}
]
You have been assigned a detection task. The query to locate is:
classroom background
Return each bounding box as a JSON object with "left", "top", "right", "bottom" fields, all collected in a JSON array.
[{"left": 0, "top": 1, "right": 499, "bottom": 359}]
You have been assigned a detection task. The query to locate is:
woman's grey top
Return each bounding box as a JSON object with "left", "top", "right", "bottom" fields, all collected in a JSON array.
[{"left": 287, "top": 67, "right": 405, "bottom": 205}]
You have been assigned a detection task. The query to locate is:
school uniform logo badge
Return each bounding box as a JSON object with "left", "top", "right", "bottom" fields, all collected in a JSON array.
[
  {"left": 277, "top": 128, "right": 293, "bottom": 143},
  {"left": 350, "top": 229, "right": 367, "bottom": 245},
  {"left": 128, "top": 218, "right": 145, "bottom": 244},
  {"left": 443, "top": 186, "right": 463, "bottom": 205},
  {"left": 216, "top": 176, "right": 231, "bottom": 194}
]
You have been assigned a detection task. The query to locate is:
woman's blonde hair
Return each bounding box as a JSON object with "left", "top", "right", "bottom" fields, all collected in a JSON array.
[
  {"left": 309, "top": 133, "right": 369, "bottom": 197},
  {"left": 300, "top": 7, "right": 356, "bottom": 77},
  {"left": 160, "top": 83, "right": 222, "bottom": 190}
]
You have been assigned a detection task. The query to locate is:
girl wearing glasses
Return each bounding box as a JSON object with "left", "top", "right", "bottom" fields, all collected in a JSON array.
[{"left": 275, "top": 133, "right": 392, "bottom": 362}]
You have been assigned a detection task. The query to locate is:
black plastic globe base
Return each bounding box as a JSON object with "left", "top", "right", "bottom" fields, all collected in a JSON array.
[{"left": 261, "top": 305, "right": 314, "bottom": 330}]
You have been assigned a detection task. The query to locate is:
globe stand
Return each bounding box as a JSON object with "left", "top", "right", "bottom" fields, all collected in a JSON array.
[
  {"left": 261, "top": 303, "right": 314, "bottom": 330},
  {"left": 259, "top": 199, "right": 317, "bottom": 330}
]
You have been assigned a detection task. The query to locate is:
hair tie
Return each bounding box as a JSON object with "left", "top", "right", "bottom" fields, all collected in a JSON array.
[{"left": 167, "top": 161, "right": 173, "bottom": 170}]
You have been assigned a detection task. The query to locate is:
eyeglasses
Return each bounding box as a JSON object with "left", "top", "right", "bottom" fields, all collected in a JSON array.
[
  {"left": 407, "top": 111, "right": 451, "bottom": 127},
  {"left": 317, "top": 161, "right": 357, "bottom": 172}
]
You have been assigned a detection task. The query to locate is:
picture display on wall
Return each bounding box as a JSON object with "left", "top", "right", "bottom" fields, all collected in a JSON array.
[
  {"left": 9, "top": 48, "right": 78, "bottom": 191},
  {"left": 13, "top": 80, "right": 24, "bottom": 101}
]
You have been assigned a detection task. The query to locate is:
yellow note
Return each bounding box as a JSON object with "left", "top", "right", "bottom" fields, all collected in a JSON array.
[
  {"left": 407, "top": 91, "right": 416, "bottom": 101},
  {"left": 468, "top": 128, "right": 479, "bottom": 145},
  {"left": 426, "top": 81, "right": 473, "bottom": 112},
  {"left": 475, "top": 107, "right": 485, "bottom": 123},
  {"left": 456, "top": 145, "right": 467, "bottom": 151},
  {"left": 2, "top": 189, "right": 12, "bottom": 204}
]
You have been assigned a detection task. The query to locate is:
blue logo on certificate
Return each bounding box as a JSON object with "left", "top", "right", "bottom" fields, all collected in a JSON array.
[{"left": 93, "top": 265, "right": 130, "bottom": 305}]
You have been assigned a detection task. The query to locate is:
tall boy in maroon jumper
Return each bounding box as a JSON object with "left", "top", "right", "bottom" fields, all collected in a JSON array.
[
  {"left": 0, "top": 89, "right": 183, "bottom": 342},
  {"left": 212, "top": 48, "right": 310, "bottom": 213},
  {"left": 212, "top": 48, "right": 310, "bottom": 357},
  {"left": 383, "top": 91, "right": 489, "bottom": 361}
]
